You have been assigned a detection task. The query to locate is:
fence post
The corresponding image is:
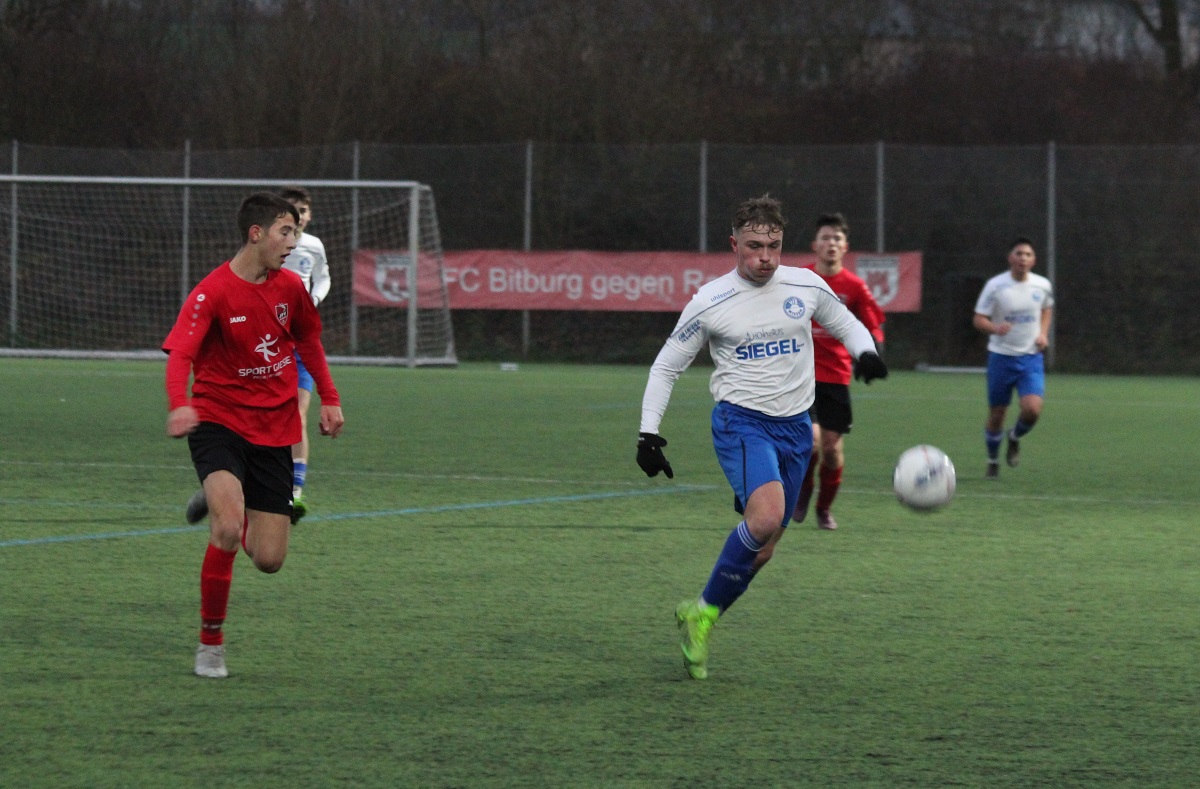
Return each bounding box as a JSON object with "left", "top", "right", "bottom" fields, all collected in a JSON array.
[
  {"left": 699, "top": 139, "right": 708, "bottom": 252},
  {"left": 8, "top": 140, "right": 17, "bottom": 346},
  {"left": 180, "top": 140, "right": 191, "bottom": 303},
  {"left": 521, "top": 139, "right": 533, "bottom": 358},
  {"left": 1046, "top": 140, "right": 1057, "bottom": 369},
  {"left": 875, "top": 141, "right": 886, "bottom": 253},
  {"left": 350, "top": 141, "right": 361, "bottom": 355}
]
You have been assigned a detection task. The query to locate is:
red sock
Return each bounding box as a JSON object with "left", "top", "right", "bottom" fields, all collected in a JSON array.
[
  {"left": 199, "top": 543, "right": 237, "bottom": 646},
  {"left": 816, "top": 464, "right": 843, "bottom": 513}
]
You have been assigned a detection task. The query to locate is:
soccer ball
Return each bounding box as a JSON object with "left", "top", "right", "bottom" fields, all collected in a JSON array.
[{"left": 893, "top": 445, "right": 956, "bottom": 511}]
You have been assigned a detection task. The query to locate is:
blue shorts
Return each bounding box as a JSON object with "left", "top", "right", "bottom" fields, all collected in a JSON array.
[
  {"left": 711, "top": 401, "right": 813, "bottom": 529},
  {"left": 986, "top": 352, "right": 1045, "bottom": 407},
  {"left": 295, "top": 351, "right": 314, "bottom": 393}
]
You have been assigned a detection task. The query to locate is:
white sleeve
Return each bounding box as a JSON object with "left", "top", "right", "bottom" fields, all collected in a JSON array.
[
  {"left": 813, "top": 287, "right": 878, "bottom": 359},
  {"left": 640, "top": 342, "right": 695, "bottom": 434},
  {"left": 639, "top": 301, "right": 709, "bottom": 434},
  {"left": 309, "top": 237, "right": 331, "bottom": 306}
]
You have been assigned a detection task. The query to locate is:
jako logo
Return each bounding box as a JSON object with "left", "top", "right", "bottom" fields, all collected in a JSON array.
[{"left": 229, "top": 316, "right": 247, "bottom": 324}]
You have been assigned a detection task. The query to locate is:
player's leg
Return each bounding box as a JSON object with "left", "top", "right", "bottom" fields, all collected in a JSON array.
[
  {"left": 1006, "top": 354, "right": 1046, "bottom": 467},
  {"left": 187, "top": 423, "right": 249, "bottom": 679},
  {"left": 812, "top": 383, "right": 852, "bottom": 530},
  {"left": 675, "top": 405, "right": 809, "bottom": 679},
  {"left": 291, "top": 354, "right": 315, "bottom": 522},
  {"left": 241, "top": 442, "right": 296, "bottom": 574},
  {"left": 792, "top": 420, "right": 820, "bottom": 523},
  {"left": 984, "top": 352, "right": 1014, "bottom": 478}
]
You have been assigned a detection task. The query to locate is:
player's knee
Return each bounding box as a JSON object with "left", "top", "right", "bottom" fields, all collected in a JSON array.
[{"left": 253, "top": 554, "right": 286, "bottom": 574}]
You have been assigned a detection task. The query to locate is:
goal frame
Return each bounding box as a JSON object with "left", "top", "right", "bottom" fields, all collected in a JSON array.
[{"left": 0, "top": 174, "right": 456, "bottom": 368}]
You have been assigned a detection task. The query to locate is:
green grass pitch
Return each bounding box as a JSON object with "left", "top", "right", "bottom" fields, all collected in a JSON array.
[{"left": 1, "top": 359, "right": 1198, "bottom": 787}]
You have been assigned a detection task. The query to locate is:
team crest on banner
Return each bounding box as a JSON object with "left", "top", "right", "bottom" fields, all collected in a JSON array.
[
  {"left": 374, "top": 254, "right": 411, "bottom": 303},
  {"left": 275, "top": 303, "right": 288, "bottom": 325},
  {"left": 855, "top": 256, "right": 900, "bottom": 307}
]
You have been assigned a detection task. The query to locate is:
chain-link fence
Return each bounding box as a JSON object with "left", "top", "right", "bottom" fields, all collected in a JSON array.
[{"left": 4, "top": 140, "right": 1198, "bottom": 373}]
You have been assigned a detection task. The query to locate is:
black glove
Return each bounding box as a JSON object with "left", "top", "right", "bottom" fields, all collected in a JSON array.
[
  {"left": 854, "top": 351, "right": 888, "bottom": 384},
  {"left": 637, "top": 432, "right": 674, "bottom": 479}
]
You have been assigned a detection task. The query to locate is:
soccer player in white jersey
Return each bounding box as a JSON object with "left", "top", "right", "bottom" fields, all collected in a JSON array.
[
  {"left": 636, "top": 195, "right": 888, "bottom": 680},
  {"left": 278, "top": 187, "right": 330, "bottom": 520},
  {"left": 973, "top": 237, "right": 1054, "bottom": 479}
]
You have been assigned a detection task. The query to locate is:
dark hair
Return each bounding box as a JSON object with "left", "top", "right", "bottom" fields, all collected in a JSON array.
[
  {"left": 815, "top": 212, "right": 849, "bottom": 236},
  {"left": 237, "top": 192, "right": 299, "bottom": 242},
  {"left": 1009, "top": 236, "right": 1036, "bottom": 252},
  {"left": 732, "top": 194, "right": 786, "bottom": 233},
  {"left": 279, "top": 186, "right": 312, "bottom": 206}
]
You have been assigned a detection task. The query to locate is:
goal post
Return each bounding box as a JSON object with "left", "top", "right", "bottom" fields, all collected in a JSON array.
[{"left": 0, "top": 175, "right": 457, "bottom": 367}]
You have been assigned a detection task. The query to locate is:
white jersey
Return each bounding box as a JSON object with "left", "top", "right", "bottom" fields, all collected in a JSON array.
[
  {"left": 640, "top": 266, "right": 878, "bottom": 433},
  {"left": 973, "top": 271, "right": 1054, "bottom": 356},
  {"left": 283, "top": 232, "right": 330, "bottom": 307}
]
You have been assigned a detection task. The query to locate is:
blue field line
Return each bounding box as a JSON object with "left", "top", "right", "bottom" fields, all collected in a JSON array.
[{"left": 0, "top": 485, "right": 717, "bottom": 549}]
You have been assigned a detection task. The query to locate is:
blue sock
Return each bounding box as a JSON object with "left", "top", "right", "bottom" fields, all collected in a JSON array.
[
  {"left": 1010, "top": 420, "right": 1033, "bottom": 440},
  {"left": 293, "top": 460, "right": 307, "bottom": 492},
  {"left": 985, "top": 430, "right": 1003, "bottom": 461},
  {"left": 701, "top": 522, "right": 763, "bottom": 613}
]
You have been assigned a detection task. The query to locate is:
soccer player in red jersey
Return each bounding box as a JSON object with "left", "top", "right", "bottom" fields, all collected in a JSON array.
[
  {"left": 792, "top": 213, "right": 886, "bottom": 531},
  {"left": 163, "top": 192, "right": 345, "bottom": 678}
]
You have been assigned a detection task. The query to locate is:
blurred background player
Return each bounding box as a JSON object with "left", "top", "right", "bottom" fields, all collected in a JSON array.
[
  {"left": 278, "top": 186, "right": 330, "bottom": 520},
  {"left": 165, "top": 192, "right": 344, "bottom": 678},
  {"left": 636, "top": 195, "right": 887, "bottom": 680},
  {"left": 792, "top": 213, "right": 886, "bottom": 531},
  {"left": 972, "top": 237, "right": 1054, "bottom": 479}
]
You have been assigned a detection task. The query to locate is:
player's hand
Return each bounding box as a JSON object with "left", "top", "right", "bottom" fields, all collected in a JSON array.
[
  {"left": 637, "top": 433, "right": 674, "bottom": 479},
  {"left": 319, "top": 405, "right": 345, "bottom": 438},
  {"left": 854, "top": 351, "right": 889, "bottom": 385},
  {"left": 166, "top": 406, "right": 199, "bottom": 438}
]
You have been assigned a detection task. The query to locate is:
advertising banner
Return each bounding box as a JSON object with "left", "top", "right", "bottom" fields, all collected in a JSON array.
[{"left": 353, "top": 250, "right": 922, "bottom": 312}]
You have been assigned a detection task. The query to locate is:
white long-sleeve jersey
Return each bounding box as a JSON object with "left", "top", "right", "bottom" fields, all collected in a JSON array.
[
  {"left": 283, "top": 232, "right": 330, "bottom": 307},
  {"left": 973, "top": 271, "right": 1054, "bottom": 356},
  {"left": 640, "top": 266, "right": 878, "bottom": 434}
]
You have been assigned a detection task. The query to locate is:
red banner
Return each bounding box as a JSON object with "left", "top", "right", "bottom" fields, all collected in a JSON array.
[{"left": 353, "top": 249, "right": 922, "bottom": 312}]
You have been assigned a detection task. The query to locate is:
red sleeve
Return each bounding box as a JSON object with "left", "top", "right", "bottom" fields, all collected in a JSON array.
[
  {"left": 852, "top": 279, "right": 886, "bottom": 343},
  {"left": 293, "top": 296, "right": 340, "bottom": 407},
  {"left": 165, "top": 349, "right": 193, "bottom": 410}
]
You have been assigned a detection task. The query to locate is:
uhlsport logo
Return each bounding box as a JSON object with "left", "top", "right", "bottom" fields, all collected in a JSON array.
[{"left": 783, "top": 296, "right": 805, "bottom": 319}]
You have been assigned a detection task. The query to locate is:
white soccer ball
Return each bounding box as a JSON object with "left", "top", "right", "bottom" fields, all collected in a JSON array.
[{"left": 893, "top": 445, "right": 956, "bottom": 511}]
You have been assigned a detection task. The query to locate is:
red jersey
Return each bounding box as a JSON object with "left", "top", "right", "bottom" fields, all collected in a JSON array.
[
  {"left": 806, "top": 265, "right": 886, "bottom": 385},
  {"left": 163, "top": 262, "right": 339, "bottom": 446}
]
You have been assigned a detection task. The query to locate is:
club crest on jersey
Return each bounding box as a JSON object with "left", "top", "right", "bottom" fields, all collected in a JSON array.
[
  {"left": 275, "top": 303, "right": 288, "bottom": 325},
  {"left": 783, "top": 296, "right": 805, "bottom": 319}
]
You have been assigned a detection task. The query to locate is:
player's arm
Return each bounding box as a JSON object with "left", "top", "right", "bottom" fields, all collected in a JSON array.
[
  {"left": 973, "top": 312, "right": 1009, "bottom": 336},
  {"left": 164, "top": 350, "right": 199, "bottom": 437},
  {"left": 638, "top": 308, "right": 707, "bottom": 478},
  {"left": 1036, "top": 307, "right": 1053, "bottom": 351},
  {"left": 814, "top": 288, "right": 887, "bottom": 382},
  {"left": 292, "top": 297, "right": 344, "bottom": 437},
  {"left": 309, "top": 238, "right": 331, "bottom": 307}
]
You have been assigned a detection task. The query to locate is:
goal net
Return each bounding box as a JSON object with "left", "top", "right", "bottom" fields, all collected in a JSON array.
[{"left": 0, "top": 176, "right": 456, "bottom": 366}]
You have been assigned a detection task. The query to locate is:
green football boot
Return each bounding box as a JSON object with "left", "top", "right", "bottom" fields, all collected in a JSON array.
[
  {"left": 290, "top": 495, "right": 308, "bottom": 525},
  {"left": 675, "top": 599, "right": 720, "bottom": 680}
]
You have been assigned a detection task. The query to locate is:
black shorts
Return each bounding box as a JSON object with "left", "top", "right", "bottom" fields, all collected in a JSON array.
[
  {"left": 809, "top": 382, "right": 853, "bottom": 435},
  {"left": 188, "top": 422, "right": 294, "bottom": 517}
]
